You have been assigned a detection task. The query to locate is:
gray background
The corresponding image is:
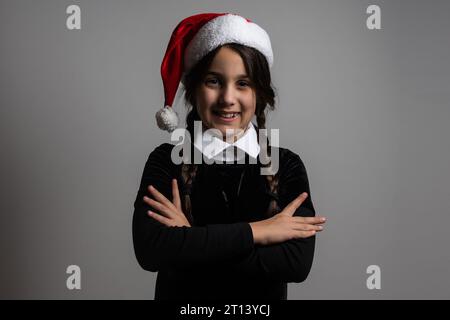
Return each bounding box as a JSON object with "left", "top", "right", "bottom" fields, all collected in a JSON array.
[{"left": 1, "top": 0, "right": 449, "bottom": 299}]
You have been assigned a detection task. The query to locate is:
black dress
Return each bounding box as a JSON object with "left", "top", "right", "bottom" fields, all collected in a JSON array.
[{"left": 132, "top": 143, "right": 316, "bottom": 300}]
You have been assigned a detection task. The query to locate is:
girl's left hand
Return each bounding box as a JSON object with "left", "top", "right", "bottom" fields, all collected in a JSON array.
[{"left": 143, "top": 179, "right": 191, "bottom": 227}]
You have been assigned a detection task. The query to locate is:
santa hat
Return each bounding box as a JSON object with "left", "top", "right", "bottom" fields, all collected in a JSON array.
[{"left": 155, "top": 13, "right": 274, "bottom": 132}]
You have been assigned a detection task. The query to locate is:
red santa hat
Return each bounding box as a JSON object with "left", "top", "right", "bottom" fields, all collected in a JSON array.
[{"left": 155, "top": 13, "right": 274, "bottom": 132}]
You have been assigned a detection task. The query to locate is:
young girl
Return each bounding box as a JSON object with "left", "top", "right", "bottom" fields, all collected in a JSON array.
[{"left": 132, "top": 13, "right": 326, "bottom": 300}]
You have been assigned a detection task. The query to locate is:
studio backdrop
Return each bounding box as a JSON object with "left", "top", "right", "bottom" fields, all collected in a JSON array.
[{"left": 1, "top": 0, "right": 449, "bottom": 299}]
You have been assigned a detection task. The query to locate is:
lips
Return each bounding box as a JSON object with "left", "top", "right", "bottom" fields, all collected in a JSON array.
[{"left": 212, "top": 110, "right": 241, "bottom": 122}]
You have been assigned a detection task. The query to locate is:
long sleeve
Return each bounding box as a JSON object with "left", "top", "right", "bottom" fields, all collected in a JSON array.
[
  {"left": 132, "top": 143, "right": 254, "bottom": 272},
  {"left": 228, "top": 150, "right": 316, "bottom": 283}
]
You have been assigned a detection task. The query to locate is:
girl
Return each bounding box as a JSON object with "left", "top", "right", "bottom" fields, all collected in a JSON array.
[{"left": 132, "top": 13, "right": 326, "bottom": 300}]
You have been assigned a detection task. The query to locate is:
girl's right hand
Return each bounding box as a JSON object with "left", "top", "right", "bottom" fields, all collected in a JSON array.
[{"left": 249, "top": 192, "right": 326, "bottom": 246}]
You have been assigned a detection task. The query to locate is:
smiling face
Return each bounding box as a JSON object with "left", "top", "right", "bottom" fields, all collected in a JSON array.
[{"left": 195, "top": 46, "right": 256, "bottom": 141}]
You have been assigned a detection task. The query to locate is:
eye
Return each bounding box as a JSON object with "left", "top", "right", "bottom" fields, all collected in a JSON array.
[
  {"left": 205, "top": 78, "right": 219, "bottom": 86},
  {"left": 237, "top": 80, "right": 250, "bottom": 87}
]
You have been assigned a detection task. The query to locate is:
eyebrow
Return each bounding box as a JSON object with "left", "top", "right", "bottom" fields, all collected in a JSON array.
[{"left": 205, "top": 71, "right": 250, "bottom": 79}]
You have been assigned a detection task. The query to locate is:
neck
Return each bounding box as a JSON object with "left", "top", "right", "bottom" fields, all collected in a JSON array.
[{"left": 201, "top": 124, "right": 250, "bottom": 143}]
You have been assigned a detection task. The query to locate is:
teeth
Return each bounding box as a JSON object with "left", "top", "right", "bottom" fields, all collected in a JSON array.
[{"left": 218, "top": 112, "right": 239, "bottom": 118}]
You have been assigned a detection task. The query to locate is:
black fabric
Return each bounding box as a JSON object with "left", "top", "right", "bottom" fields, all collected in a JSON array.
[{"left": 132, "top": 142, "right": 316, "bottom": 300}]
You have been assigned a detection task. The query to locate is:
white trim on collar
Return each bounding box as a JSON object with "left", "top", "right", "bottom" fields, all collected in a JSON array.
[{"left": 193, "top": 122, "right": 260, "bottom": 162}]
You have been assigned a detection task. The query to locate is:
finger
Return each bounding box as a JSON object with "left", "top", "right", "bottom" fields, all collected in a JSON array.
[
  {"left": 290, "top": 192, "right": 309, "bottom": 209},
  {"left": 293, "top": 216, "right": 327, "bottom": 224},
  {"left": 172, "top": 179, "right": 182, "bottom": 211},
  {"left": 298, "top": 230, "right": 317, "bottom": 238},
  {"left": 148, "top": 185, "right": 178, "bottom": 212},
  {"left": 148, "top": 210, "right": 173, "bottom": 227},
  {"left": 284, "top": 192, "right": 308, "bottom": 216},
  {"left": 293, "top": 223, "right": 323, "bottom": 232},
  {"left": 143, "top": 196, "right": 175, "bottom": 218}
]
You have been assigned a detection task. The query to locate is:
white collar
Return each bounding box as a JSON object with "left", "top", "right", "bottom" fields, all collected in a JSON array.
[{"left": 193, "top": 122, "right": 260, "bottom": 162}]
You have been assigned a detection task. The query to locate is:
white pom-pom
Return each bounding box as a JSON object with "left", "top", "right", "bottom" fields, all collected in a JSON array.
[{"left": 155, "top": 106, "right": 179, "bottom": 132}]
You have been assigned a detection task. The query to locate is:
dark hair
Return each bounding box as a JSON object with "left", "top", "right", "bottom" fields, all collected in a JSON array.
[{"left": 181, "top": 43, "right": 280, "bottom": 223}]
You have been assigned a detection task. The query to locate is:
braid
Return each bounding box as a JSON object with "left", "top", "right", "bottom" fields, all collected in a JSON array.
[
  {"left": 256, "top": 111, "right": 280, "bottom": 217},
  {"left": 181, "top": 162, "right": 197, "bottom": 225},
  {"left": 180, "top": 107, "right": 200, "bottom": 225}
]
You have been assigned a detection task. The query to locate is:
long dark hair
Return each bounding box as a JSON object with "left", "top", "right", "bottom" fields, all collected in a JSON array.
[{"left": 181, "top": 43, "right": 280, "bottom": 223}]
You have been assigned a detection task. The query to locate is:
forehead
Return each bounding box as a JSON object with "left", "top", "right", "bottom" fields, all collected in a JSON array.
[{"left": 208, "top": 47, "right": 247, "bottom": 75}]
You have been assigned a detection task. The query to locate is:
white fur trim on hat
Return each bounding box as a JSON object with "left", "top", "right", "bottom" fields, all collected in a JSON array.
[
  {"left": 155, "top": 106, "right": 179, "bottom": 133},
  {"left": 184, "top": 14, "right": 273, "bottom": 72}
]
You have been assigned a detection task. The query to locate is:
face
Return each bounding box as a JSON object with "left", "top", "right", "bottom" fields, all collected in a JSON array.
[{"left": 195, "top": 46, "right": 256, "bottom": 141}]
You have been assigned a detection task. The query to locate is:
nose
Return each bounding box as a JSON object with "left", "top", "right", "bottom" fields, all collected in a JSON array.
[{"left": 218, "top": 83, "right": 237, "bottom": 107}]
